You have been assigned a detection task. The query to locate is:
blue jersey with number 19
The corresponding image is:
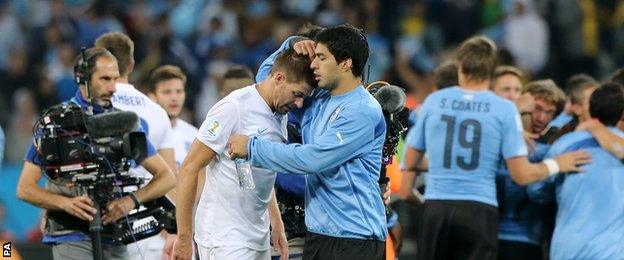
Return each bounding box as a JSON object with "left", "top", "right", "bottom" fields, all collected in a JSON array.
[{"left": 408, "top": 87, "right": 528, "bottom": 206}]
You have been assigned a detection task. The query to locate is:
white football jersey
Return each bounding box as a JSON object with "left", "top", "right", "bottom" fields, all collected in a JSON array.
[
  {"left": 194, "top": 84, "right": 287, "bottom": 250},
  {"left": 172, "top": 118, "right": 198, "bottom": 167}
]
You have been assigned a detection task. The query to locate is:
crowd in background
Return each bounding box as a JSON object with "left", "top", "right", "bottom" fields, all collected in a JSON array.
[
  {"left": 2, "top": 0, "right": 624, "bottom": 258},
  {"left": 3, "top": 0, "right": 624, "bottom": 165}
]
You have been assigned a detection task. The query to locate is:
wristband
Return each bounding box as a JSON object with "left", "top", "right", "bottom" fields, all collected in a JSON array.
[
  {"left": 128, "top": 193, "right": 140, "bottom": 209},
  {"left": 543, "top": 159, "right": 560, "bottom": 176}
]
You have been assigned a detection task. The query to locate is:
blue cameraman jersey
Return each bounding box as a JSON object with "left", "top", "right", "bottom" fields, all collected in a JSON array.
[
  {"left": 530, "top": 128, "right": 624, "bottom": 259},
  {"left": 408, "top": 87, "right": 527, "bottom": 206},
  {"left": 497, "top": 141, "right": 550, "bottom": 245}
]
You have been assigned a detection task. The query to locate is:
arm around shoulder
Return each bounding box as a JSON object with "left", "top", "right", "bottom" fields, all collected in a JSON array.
[{"left": 506, "top": 150, "right": 591, "bottom": 185}]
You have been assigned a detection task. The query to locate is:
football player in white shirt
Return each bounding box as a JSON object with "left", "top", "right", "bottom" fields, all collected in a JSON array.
[
  {"left": 172, "top": 48, "right": 316, "bottom": 260},
  {"left": 151, "top": 65, "right": 257, "bottom": 259},
  {"left": 95, "top": 32, "right": 177, "bottom": 260},
  {"left": 147, "top": 65, "right": 198, "bottom": 169},
  {"left": 147, "top": 65, "right": 200, "bottom": 259}
]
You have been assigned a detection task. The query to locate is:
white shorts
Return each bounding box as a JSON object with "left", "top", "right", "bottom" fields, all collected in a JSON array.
[{"left": 197, "top": 244, "right": 270, "bottom": 260}]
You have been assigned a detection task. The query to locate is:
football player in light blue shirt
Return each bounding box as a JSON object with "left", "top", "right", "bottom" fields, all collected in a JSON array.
[
  {"left": 494, "top": 80, "right": 566, "bottom": 260},
  {"left": 398, "top": 61, "right": 459, "bottom": 207},
  {"left": 528, "top": 83, "right": 624, "bottom": 260},
  {"left": 402, "top": 36, "right": 590, "bottom": 260},
  {"left": 229, "top": 24, "right": 387, "bottom": 260}
]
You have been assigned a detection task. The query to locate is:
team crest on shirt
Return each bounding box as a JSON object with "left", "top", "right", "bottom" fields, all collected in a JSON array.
[
  {"left": 329, "top": 106, "right": 343, "bottom": 123},
  {"left": 206, "top": 120, "right": 221, "bottom": 137}
]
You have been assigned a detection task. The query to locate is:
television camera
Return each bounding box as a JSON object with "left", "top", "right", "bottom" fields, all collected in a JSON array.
[
  {"left": 33, "top": 102, "right": 175, "bottom": 259},
  {"left": 366, "top": 81, "right": 410, "bottom": 191}
]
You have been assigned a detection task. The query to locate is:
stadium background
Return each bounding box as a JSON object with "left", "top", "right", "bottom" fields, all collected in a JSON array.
[{"left": 0, "top": 0, "right": 622, "bottom": 258}]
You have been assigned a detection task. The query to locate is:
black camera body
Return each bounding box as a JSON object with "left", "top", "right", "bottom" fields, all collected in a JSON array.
[
  {"left": 366, "top": 82, "right": 409, "bottom": 166},
  {"left": 367, "top": 82, "right": 409, "bottom": 218},
  {"left": 38, "top": 104, "right": 87, "bottom": 167},
  {"left": 34, "top": 102, "right": 177, "bottom": 244},
  {"left": 35, "top": 103, "right": 147, "bottom": 182},
  {"left": 381, "top": 108, "right": 409, "bottom": 164}
]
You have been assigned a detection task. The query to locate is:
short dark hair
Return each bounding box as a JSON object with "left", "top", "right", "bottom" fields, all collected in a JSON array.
[
  {"left": 566, "top": 73, "right": 598, "bottom": 104},
  {"left": 73, "top": 47, "right": 117, "bottom": 85},
  {"left": 590, "top": 82, "right": 624, "bottom": 126},
  {"left": 148, "top": 65, "right": 187, "bottom": 92},
  {"left": 433, "top": 61, "right": 458, "bottom": 89},
  {"left": 94, "top": 32, "right": 134, "bottom": 76},
  {"left": 314, "top": 24, "right": 369, "bottom": 78},
  {"left": 270, "top": 48, "right": 317, "bottom": 88},
  {"left": 456, "top": 36, "right": 498, "bottom": 82}
]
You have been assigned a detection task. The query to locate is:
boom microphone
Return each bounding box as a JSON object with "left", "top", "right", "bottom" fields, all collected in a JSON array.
[
  {"left": 374, "top": 85, "right": 406, "bottom": 114},
  {"left": 86, "top": 111, "right": 141, "bottom": 138}
]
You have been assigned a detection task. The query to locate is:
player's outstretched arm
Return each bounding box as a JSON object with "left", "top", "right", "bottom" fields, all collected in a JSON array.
[
  {"left": 506, "top": 151, "right": 591, "bottom": 185},
  {"left": 172, "top": 140, "right": 217, "bottom": 260},
  {"left": 578, "top": 118, "right": 624, "bottom": 160}
]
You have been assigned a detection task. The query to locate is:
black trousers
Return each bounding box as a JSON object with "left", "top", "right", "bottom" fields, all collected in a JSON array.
[
  {"left": 497, "top": 240, "right": 542, "bottom": 260},
  {"left": 303, "top": 232, "right": 385, "bottom": 260},
  {"left": 418, "top": 200, "right": 499, "bottom": 260}
]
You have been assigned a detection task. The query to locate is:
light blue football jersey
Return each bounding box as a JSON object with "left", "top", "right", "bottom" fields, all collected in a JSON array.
[
  {"left": 408, "top": 87, "right": 527, "bottom": 206},
  {"left": 535, "top": 128, "right": 624, "bottom": 260}
]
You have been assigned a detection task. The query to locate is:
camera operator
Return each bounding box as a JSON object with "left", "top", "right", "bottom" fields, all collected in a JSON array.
[
  {"left": 16, "top": 47, "right": 176, "bottom": 260},
  {"left": 95, "top": 31, "right": 179, "bottom": 260}
]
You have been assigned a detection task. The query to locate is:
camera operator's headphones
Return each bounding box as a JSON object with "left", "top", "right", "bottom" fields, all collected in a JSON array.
[
  {"left": 366, "top": 80, "right": 390, "bottom": 93},
  {"left": 74, "top": 47, "right": 112, "bottom": 86}
]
